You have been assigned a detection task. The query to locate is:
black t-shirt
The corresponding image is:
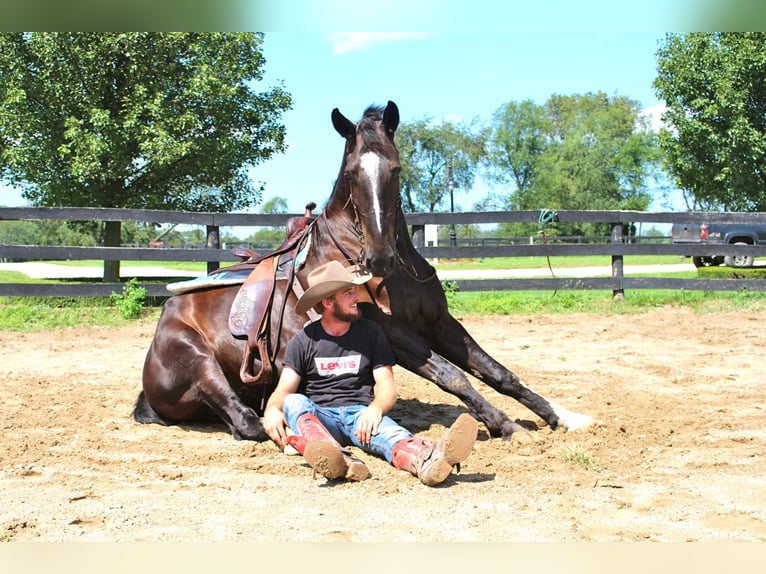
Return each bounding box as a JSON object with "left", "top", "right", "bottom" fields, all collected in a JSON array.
[{"left": 282, "top": 318, "right": 396, "bottom": 407}]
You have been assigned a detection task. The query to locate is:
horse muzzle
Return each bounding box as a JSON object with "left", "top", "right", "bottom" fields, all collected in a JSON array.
[{"left": 366, "top": 250, "right": 396, "bottom": 277}]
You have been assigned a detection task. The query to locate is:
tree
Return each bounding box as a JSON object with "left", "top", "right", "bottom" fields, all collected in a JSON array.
[
  {"left": 0, "top": 32, "right": 291, "bottom": 280},
  {"left": 483, "top": 99, "right": 547, "bottom": 197},
  {"left": 535, "top": 93, "right": 656, "bottom": 212},
  {"left": 243, "top": 195, "right": 289, "bottom": 247},
  {"left": 395, "top": 118, "right": 484, "bottom": 212},
  {"left": 654, "top": 33, "right": 766, "bottom": 211},
  {"left": 484, "top": 93, "right": 658, "bottom": 236}
]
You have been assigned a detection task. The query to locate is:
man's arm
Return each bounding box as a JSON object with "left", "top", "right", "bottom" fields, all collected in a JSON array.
[
  {"left": 263, "top": 365, "right": 301, "bottom": 449},
  {"left": 354, "top": 364, "right": 397, "bottom": 444}
]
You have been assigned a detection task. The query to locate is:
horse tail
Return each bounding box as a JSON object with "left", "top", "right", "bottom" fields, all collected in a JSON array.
[{"left": 132, "top": 391, "right": 170, "bottom": 425}]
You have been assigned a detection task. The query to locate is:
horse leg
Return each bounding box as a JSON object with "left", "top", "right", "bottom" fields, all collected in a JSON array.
[
  {"left": 140, "top": 324, "right": 268, "bottom": 442},
  {"left": 397, "top": 343, "right": 530, "bottom": 440},
  {"left": 366, "top": 310, "right": 527, "bottom": 440},
  {"left": 431, "top": 315, "right": 593, "bottom": 432}
]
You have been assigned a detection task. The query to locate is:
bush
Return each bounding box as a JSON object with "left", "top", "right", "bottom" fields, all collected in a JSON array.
[
  {"left": 110, "top": 278, "right": 147, "bottom": 319},
  {"left": 698, "top": 266, "right": 766, "bottom": 279}
]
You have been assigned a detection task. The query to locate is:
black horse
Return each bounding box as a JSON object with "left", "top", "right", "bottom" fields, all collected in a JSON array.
[{"left": 135, "top": 101, "right": 591, "bottom": 441}]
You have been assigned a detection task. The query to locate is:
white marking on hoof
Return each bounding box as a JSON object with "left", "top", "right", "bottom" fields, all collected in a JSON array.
[{"left": 550, "top": 401, "right": 594, "bottom": 432}]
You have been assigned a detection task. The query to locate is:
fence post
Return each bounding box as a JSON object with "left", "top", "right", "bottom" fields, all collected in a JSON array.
[
  {"left": 206, "top": 225, "right": 220, "bottom": 274},
  {"left": 411, "top": 224, "right": 425, "bottom": 249},
  {"left": 611, "top": 222, "right": 624, "bottom": 300}
]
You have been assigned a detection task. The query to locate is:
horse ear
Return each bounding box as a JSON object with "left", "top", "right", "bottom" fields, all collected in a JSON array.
[
  {"left": 331, "top": 108, "right": 356, "bottom": 139},
  {"left": 383, "top": 100, "right": 399, "bottom": 134}
]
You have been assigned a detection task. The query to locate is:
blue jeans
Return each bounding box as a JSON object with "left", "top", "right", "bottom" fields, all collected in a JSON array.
[{"left": 283, "top": 394, "right": 413, "bottom": 463}]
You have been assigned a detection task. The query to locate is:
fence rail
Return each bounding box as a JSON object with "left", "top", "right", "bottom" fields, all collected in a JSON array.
[{"left": 2, "top": 206, "right": 766, "bottom": 298}]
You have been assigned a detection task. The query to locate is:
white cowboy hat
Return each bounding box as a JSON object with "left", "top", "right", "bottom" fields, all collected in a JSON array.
[{"left": 295, "top": 260, "right": 372, "bottom": 315}]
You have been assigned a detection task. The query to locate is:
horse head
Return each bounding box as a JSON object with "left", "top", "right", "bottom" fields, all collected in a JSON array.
[{"left": 330, "top": 101, "right": 401, "bottom": 277}]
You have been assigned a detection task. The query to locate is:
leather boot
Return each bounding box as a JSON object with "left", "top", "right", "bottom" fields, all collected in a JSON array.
[
  {"left": 391, "top": 413, "right": 478, "bottom": 486},
  {"left": 287, "top": 414, "right": 369, "bottom": 481}
]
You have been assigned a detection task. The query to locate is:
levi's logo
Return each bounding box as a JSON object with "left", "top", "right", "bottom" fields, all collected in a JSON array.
[{"left": 315, "top": 354, "right": 361, "bottom": 377}]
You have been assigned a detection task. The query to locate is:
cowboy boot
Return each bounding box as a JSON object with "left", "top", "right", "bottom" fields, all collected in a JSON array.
[
  {"left": 391, "top": 413, "right": 478, "bottom": 486},
  {"left": 287, "top": 414, "right": 369, "bottom": 481}
]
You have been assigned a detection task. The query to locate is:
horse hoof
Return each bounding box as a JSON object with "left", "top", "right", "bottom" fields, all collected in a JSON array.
[
  {"left": 550, "top": 402, "right": 593, "bottom": 432},
  {"left": 561, "top": 412, "right": 594, "bottom": 432},
  {"left": 499, "top": 420, "right": 537, "bottom": 444}
]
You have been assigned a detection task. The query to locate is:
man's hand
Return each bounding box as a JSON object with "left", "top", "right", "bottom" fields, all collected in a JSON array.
[
  {"left": 263, "top": 405, "right": 288, "bottom": 449},
  {"left": 354, "top": 405, "right": 383, "bottom": 444}
]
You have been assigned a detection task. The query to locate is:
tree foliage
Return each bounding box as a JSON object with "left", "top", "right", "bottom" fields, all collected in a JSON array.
[
  {"left": 483, "top": 99, "right": 547, "bottom": 197},
  {"left": 0, "top": 32, "right": 291, "bottom": 280},
  {"left": 483, "top": 93, "right": 658, "bottom": 235},
  {"left": 654, "top": 33, "right": 766, "bottom": 211},
  {"left": 0, "top": 32, "right": 291, "bottom": 211},
  {"left": 395, "top": 118, "right": 484, "bottom": 212}
]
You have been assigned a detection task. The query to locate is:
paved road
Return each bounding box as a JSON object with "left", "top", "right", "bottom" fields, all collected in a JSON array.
[
  {"left": 0, "top": 262, "right": 204, "bottom": 279},
  {"left": 0, "top": 260, "right": 697, "bottom": 280}
]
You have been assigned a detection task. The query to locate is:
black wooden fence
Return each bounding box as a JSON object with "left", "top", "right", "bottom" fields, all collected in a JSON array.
[{"left": 2, "top": 206, "right": 766, "bottom": 298}]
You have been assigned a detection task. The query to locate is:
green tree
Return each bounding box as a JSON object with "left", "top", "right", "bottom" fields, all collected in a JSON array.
[
  {"left": 535, "top": 93, "right": 656, "bottom": 213},
  {"left": 395, "top": 118, "right": 484, "bottom": 212},
  {"left": 244, "top": 195, "right": 289, "bottom": 247},
  {"left": 483, "top": 99, "right": 547, "bottom": 197},
  {"left": 0, "top": 32, "right": 291, "bottom": 280},
  {"left": 484, "top": 93, "right": 658, "bottom": 236},
  {"left": 654, "top": 32, "right": 766, "bottom": 211}
]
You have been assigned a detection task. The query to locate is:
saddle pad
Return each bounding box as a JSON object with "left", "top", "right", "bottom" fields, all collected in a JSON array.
[{"left": 166, "top": 269, "right": 252, "bottom": 294}]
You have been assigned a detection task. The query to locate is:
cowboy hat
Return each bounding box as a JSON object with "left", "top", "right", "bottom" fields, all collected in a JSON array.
[{"left": 295, "top": 260, "right": 372, "bottom": 315}]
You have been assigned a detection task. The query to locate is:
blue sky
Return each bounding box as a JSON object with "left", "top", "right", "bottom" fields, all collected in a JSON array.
[
  {"left": 0, "top": 31, "right": 678, "bottom": 212},
  {"left": 252, "top": 31, "right": 674, "bottom": 213}
]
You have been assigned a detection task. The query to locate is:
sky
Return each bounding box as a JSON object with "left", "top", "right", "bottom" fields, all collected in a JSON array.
[
  {"left": 249, "top": 31, "right": 674, "bottom": 213},
  {"left": 0, "top": 31, "right": 676, "bottom": 214}
]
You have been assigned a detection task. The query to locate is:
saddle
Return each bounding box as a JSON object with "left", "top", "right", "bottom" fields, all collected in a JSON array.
[{"left": 225, "top": 204, "right": 319, "bottom": 386}]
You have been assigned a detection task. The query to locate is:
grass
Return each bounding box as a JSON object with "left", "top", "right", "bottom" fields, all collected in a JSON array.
[
  {"left": 43, "top": 259, "right": 206, "bottom": 272},
  {"left": 444, "top": 287, "right": 766, "bottom": 316},
  {"left": 2, "top": 287, "right": 765, "bottom": 332},
  {"left": 434, "top": 254, "right": 681, "bottom": 271},
  {"left": 557, "top": 442, "right": 603, "bottom": 471},
  {"left": 2, "top": 256, "right": 766, "bottom": 331},
  {"left": 0, "top": 296, "right": 161, "bottom": 331}
]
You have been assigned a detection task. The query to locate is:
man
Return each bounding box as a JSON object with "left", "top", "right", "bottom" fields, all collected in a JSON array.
[{"left": 263, "top": 260, "right": 479, "bottom": 486}]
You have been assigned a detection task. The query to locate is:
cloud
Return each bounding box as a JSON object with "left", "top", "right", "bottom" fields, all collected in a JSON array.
[
  {"left": 326, "top": 32, "right": 429, "bottom": 55},
  {"left": 641, "top": 102, "right": 668, "bottom": 133}
]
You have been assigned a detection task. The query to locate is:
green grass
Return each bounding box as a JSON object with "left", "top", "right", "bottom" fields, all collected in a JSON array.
[
  {"left": 557, "top": 443, "right": 603, "bottom": 471},
  {"left": 2, "top": 256, "right": 765, "bottom": 332},
  {"left": 2, "top": 287, "right": 765, "bottom": 332},
  {"left": 0, "top": 270, "right": 58, "bottom": 283},
  {"left": 433, "top": 254, "right": 682, "bottom": 271},
  {"left": 0, "top": 296, "right": 161, "bottom": 331},
  {"left": 30, "top": 259, "right": 206, "bottom": 271},
  {"left": 445, "top": 288, "right": 766, "bottom": 316}
]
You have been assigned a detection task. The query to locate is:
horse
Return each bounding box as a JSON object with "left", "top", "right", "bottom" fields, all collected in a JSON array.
[{"left": 135, "top": 100, "right": 592, "bottom": 442}]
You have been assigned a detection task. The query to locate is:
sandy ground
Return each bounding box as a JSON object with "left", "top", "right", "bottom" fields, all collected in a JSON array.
[{"left": 1, "top": 307, "right": 765, "bottom": 542}]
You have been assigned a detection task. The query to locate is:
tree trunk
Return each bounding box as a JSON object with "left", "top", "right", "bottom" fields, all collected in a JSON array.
[{"left": 103, "top": 220, "right": 121, "bottom": 283}]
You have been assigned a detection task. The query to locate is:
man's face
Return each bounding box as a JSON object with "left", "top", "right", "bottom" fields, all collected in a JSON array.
[{"left": 329, "top": 286, "right": 362, "bottom": 322}]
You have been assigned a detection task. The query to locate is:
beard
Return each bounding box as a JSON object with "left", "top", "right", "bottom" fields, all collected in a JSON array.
[{"left": 331, "top": 304, "right": 361, "bottom": 323}]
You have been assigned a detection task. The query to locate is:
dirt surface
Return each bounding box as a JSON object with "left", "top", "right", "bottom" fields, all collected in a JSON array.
[{"left": 2, "top": 307, "right": 765, "bottom": 542}]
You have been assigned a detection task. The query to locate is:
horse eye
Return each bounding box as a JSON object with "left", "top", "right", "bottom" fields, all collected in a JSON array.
[{"left": 344, "top": 170, "right": 355, "bottom": 182}]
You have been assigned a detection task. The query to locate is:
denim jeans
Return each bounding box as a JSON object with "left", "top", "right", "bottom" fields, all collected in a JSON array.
[{"left": 283, "top": 393, "right": 413, "bottom": 463}]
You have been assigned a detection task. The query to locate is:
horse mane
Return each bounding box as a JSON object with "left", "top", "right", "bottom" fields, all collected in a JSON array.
[{"left": 357, "top": 105, "right": 393, "bottom": 155}]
